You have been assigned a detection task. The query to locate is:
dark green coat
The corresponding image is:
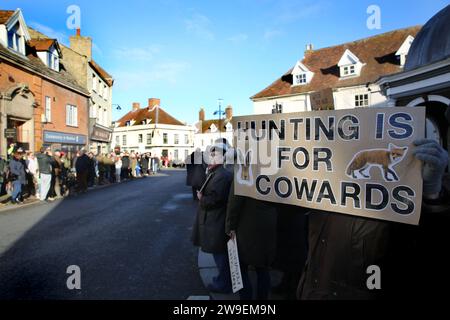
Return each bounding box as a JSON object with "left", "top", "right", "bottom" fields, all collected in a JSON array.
[
  {"left": 191, "top": 166, "right": 232, "bottom": 254},
  {"left": 225, "top": 180, "right": 278, "bottom": 267}
]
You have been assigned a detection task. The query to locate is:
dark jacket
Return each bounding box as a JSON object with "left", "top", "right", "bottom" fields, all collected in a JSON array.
[
  {"left": 273, "top": 204, "right": 309, "bottom": 273},
  {"left": 9, "top": 158, "right": 26, "bottom": 184},
  {"left": 225, "top": 180, "right": 278, "bottom": 267},
  {"left": 186, "top": 151, "right": 205, "bottom": 187},
  {"left": 121, "top": 156, "right": 130, "bottom": 169},
  {"left": 75, "top": 154, "right": 90, "bottom": 173},
  {"left": 36, "top": 153, "right": 53, "bottom": 175},
  {"left": 297, "top": 191, "right": 450, "bottom": 300},
  {"left": 191, "top": 165, "right": 232, "bottom": 254}
]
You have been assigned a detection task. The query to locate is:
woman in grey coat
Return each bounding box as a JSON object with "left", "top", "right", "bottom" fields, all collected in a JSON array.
[{"left": 191, "top": 143, "right": 233, "bottom": 293}]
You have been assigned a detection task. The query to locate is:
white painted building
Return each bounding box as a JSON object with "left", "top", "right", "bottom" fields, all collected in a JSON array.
[
  {"left": 252, "top": 26, "right": 421, "bottom": 114},
  {"left": 112, "top": 98, "right": 195, "bottom": 162},
  {"left": 194, "top": 106, "right": 234, "bottom": 151}
]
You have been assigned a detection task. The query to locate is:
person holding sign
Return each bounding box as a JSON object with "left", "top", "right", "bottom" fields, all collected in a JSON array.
[
  {"left": 225, "top": 180, "right": 278, "bottom": 300},
  {"left": 191, "top": 142, "right": 233, "bottom": 294},
  {"left": 297, "top": 138, "right": 449, "bottom": 300}
]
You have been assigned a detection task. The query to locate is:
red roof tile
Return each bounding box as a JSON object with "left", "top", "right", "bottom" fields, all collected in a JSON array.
[
  {"left": 28, "top": 39, "right": 56, "bottom": 51},
  {"left": 89, "top": 60, "right": 114, "bottom": 87},
  {"left": 116, "top": 105, "right": 185, "bottom": 127},
  {"left": 0, "top": 10, "right": 14, "bottom": 24},
  {"left": 251, "top": 26, "right": 421, "bottom": 100}
]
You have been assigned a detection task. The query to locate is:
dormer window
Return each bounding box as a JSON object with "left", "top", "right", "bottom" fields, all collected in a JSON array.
[
  {"left": 48, "top": 52, "right": 59, "bottom": 71},
  {"left": 338, "top": 49, "right": 363, "bottom": 78},
  {"left": 396, "top": 35, "right": 415, "bottom": 67},
  {"left": 7, "top": 23, "right": 25, "bottom": 55},
  {"left": 291, "top": 61, "right": 313, "bottom": 86},
  {"left": 343, "top": 65, "right": 356, "bottom": 76},
  {"left": 295, "top": 73, "right": 307, "bottom": 85},
  {"left": 210, "top": 123, "right": 217, "bottom": 133}
]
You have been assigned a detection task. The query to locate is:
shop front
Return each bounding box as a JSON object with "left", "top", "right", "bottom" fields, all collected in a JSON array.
[
  {"left": 43, "top": 130, "right": 87, "bottom": 154},
  {"left": 89, "top": 120, "right": 112, "bottom": 154}
]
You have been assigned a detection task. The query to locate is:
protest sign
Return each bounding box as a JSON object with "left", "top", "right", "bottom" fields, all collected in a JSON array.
[
  {"left": 227, "top": 237, "right": 243, "bottom": 294},
  {"left": 232, "top": 107, "right": 426, "bottom": 225}
]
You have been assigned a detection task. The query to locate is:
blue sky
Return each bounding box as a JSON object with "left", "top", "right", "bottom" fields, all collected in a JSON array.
[{"left": 2, "top": 0, "right": 448, "bottom": 124}]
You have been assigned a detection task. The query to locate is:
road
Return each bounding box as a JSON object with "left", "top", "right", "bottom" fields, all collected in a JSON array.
[{"left": 0, "top": 170, "right": 207, "bottom": 300}]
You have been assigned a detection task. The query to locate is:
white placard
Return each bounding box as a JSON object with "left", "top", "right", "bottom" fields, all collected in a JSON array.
[{"left": 227, "top": 237, "right": 244, "bottom": 293}]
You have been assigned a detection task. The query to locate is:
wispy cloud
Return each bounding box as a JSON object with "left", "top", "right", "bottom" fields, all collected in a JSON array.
[
  {"left": 228, "top": 33, "right": 248, "bottom": 44},
  {"left": 275, "top": 1, "right": 325, "bottom": 24},
  {"left": 264, "top": 29, "right": 283, "bottom": 40},
  {"left": 28, "top": 22, "right": 69, "bottom": 45},
  {"left": 112, "top": 45, "right": 162, "bottom": 61},
  {"left": 113, "top": 61, "right": 190, "bottom": 90},
  {"left": 184, "top": 13, "right": 214, "bottom": 40}
]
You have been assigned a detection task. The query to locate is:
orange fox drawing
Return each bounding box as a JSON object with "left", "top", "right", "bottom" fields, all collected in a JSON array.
[{"left": 346, "top": 144, "right": 408, "bottom": 182}]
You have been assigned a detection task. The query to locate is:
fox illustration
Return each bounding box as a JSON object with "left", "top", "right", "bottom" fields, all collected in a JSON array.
[{"left": 346, "top": 144, "right": 408, "bottom": 182}]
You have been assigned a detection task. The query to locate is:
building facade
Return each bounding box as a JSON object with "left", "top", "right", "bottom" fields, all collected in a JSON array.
[
  {"left": 378, "top": 5, "right": 450, "bottom": 165},
  {"left": 194, "top": 106, "right": 233, "bottom": 151},
  {"left": 0, "top": 9, "right": 90, "bottom": 156},
  {"left": 30, "top": 28, "right": 115, "bottom": 154},
  {"left": 251, "top": 26, "right": 420, "bottom": 114},
  {"left": 112, "top": 98, "right": 195, "bottom": 162}
]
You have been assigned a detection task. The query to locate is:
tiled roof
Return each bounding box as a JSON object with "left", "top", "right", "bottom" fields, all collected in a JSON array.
[
  {"left": 0, "top": 43, "right": 90, "bottom": 96},
  {"left": 251, "top": 26, "right": 421, "bottom": 100},
  {"left": 199, "top": 118, "right": 232, "bottom": 133},
  {"left": 0, "top": 10, "right": 14, "bottom": 24},
  {"left": 116, "top": 106, "right": 185, "bottom": 127},
  {"left": 28, "top": 39, "right": 56, "bottom": 51},
  {"left": 89, "top": 60, "right": 114, "bottom": 87}
]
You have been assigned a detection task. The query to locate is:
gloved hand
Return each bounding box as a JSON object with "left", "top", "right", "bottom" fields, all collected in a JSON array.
[{"left": 413, "top": 139, "right": 448, "bottom": 196}]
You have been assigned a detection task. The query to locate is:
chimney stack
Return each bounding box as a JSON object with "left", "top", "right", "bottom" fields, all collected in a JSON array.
[
  {"left": 70, "top": 30, "right": 92, "bottom": 61},
  {"left": 132, "top": 102, "right": 140, "bottom": 111},
  {"left": 148, "top": 98, "right": 160, "bottom": 109},
  {"left": 305, "top": 43, "right": 314, "bottom": 55},
  {"left": 225, "top": 105, "right": 233, "bottom": 119},
  {"left": 199, "top": 108, "right": 205, "bottom": 121}
]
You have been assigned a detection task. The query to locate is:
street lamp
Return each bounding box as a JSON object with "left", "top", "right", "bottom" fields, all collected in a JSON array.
[{"left": 214, "top": 98, "right": 225, "bottom": 138}]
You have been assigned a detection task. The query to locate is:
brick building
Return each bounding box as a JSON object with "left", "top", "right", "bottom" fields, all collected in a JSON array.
[{"left": 0, "top": 9, "right": 90, "bottom": 156}]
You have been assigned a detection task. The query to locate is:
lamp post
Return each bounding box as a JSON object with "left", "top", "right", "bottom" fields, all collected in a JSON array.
[{"left": 214, "top": 98, "right": 225, "bottom": 139}]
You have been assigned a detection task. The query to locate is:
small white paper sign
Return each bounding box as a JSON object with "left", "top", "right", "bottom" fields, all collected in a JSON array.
[{"left": 227, "top": 237, "right": 244, "bottom": 293}]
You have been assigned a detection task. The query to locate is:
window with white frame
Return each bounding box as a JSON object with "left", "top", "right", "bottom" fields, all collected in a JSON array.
[
  {"left": 122, "top": 135, "right": 127, "bottom": 146},
  {"left": 138, "top": 134, "right": 143, "bottom": 143},
  {"left": 116, "top": 136, "right": 120, "bottom": 145},
  {"left": 7, "top": 24, "right": 25, "bottom": 55},
  {"left": 343, "top": 65, "right": 356, "bottom": 76},
  {"left": 295, "top": 73, "right": 307, "bottom": 85},
  {"left": 163, "top": 133, "right": 168, "bottom": 144},
  {"left": 184, "top": 134, "right": 189, "bottom": 145},
  {"left": 45, "top": 96, "right": 52, "bottom": 122},
  {"left": 355, "top": 94, "right": 369, "bottom": 107},
  {"left": 92, "top": 74, "right": 97, "bottom": 92},
  {"left": 185, "top": 149, "right": 189, "bottom": 160},
  {"left": 66, "top": 105, "right": 78, "bottom": 126},
  {"left": 174, "top": 149, "right": 179, "bottom": 161},
  {"left": 147, "top": 133, "right": 152, "bottom": 145},
  {"left": 48, "top": 52, "right": 59, "bottom": 71},
  {"left": 174, "top": 134, "right": 179, "bottom": 145}
]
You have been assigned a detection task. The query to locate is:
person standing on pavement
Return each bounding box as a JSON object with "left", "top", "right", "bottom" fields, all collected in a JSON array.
[
  {"left": 36, "top": 147, "right": 53, "bottom": 201},
  {"left": 186, "top": 148, "right": 207, "bottom": 201},
  {"left": 75, "top": 149, "right": 90, "bottom": 194},
  {"left": 9, "top": 150, "right": 26, "bottom": 204},
  {"left": 191, "top": 142, "right": 233, "bottom": 293},
  {"left": 121, "top": 152, "right": 130, "bottom": 181},
  {"left": 115, "top": 155, "right": 122, "bottom": 183},
  {"left": 26, "top": 152, "right": 39, "bottom": 198},
  {"left": 225, "top": 179, "right": 278, "bottom": 300}
]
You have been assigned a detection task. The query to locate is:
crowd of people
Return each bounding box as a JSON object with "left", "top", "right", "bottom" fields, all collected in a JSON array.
[
  {"left": 187, "top": 137, "right": 450, "bottom": 300},
  {"left": 0, "top": 144, "right": 162, "bottom": 205}
]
